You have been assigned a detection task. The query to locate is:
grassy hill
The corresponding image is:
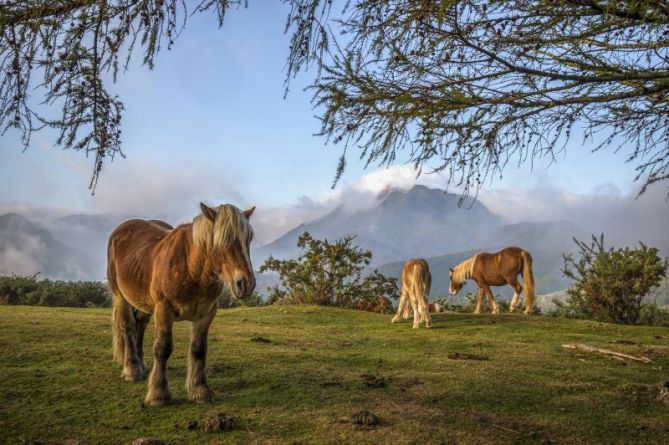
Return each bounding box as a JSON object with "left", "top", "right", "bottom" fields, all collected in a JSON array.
[{"left": 1, "top": 306, "right": 668, "bottom": 444}]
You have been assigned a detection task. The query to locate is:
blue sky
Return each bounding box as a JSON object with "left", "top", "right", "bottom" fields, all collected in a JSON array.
[{"left": 0, "top": 2, "right": 650, "bottom": 228}]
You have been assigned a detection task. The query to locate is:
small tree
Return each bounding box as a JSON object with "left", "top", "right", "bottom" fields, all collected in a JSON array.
[
  {"left": 561, "top": 234, "right": 669, "bottom": 324},
  {"left": 259, "top": 232, "right": 399, "bottom": 308}
]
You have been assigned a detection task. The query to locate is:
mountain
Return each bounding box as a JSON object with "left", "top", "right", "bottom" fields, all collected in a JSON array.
[
  {"left": 255, "top": 185, "right": 501, "bottom": 265},
  {"left": 0, "top": 213, "right": 97, "bottom": 280}
]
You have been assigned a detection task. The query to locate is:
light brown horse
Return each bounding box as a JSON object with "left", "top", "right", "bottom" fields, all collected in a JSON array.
[
  {"left": 107, "top": 203, "right": 255, "bottom": 406},
  {"left": 391, "top": 259, "right": 432, "bottom": 328},
  {"left": 449, "top": 247, "right": 535, "bottom": 314}
]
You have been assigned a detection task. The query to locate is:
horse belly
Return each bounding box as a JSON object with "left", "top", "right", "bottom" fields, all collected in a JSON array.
[
  {"left": 115, "top": 278, "right": 155, "bottom": 313},
  {"left": 173, "top": 293, "right": 219, "bottom": 322}
]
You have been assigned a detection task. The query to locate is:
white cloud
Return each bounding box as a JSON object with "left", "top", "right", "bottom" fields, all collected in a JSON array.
[{"left": 87, "top": 156, "right": 247, "bottom": 224}]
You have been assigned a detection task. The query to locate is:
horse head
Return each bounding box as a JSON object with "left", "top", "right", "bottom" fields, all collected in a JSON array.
[
  {"left": 448, "top": 267, "right": 464, "bottom": 296},
  {"left": 195, "top": 203, "right": 256, "bottom": 299}
]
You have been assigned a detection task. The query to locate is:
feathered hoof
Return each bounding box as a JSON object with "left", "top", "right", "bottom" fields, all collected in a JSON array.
[
  {"left": 145, "top": 387, "right": 172, "bottom": 407},
  {"left": 121, "top": 367, "right": 145, "bottom": 382},
  {"left": 145, "top": 396, "right": 171, "bottom": 407},
  {"left": 188, "top": 384, "right": 214, "bottom": 404}
]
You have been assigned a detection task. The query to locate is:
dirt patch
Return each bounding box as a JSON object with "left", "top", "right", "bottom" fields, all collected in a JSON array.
[
  {"left": 448, "top": 352, "right": 489, "bottom": 361},
  {"left": 641, "top": 348, "right": 666, "bottom": 359},
  {"left": 398, "top": 377, "right": 422, "bottom": 390},
  {"left": 476, "top": 413, "right": 554, "bottom": 444},
  {"left": 622, "top": 382, "right": 669, "bottom": 406},
  {"left": 204, "top": 412, "right": 237, "bottom": 433},
  {"left": 132, "top": 438, "right": 164, "bottom": 445},
  {"left": 351, "top": 410, "right": 381, "bottom": 428},
  {"left": 250, "top": 336, "right": 272, "bottom": 344},
  {"left": 608, "top": 339, "right": 637, "bottom": 345},
  {"left": 361, "top": 373, "right": 388, "bottom": 388},
  {"left": 185, "top": 420, "right": 198, "bottom": 430},
  {"left": 657, "top": 381, "right": 669, "bottom": 406}
]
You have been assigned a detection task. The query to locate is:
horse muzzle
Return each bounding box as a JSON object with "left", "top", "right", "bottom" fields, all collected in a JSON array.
[{"left": 231, "top": 277, "right": 255, "bottom": 300}]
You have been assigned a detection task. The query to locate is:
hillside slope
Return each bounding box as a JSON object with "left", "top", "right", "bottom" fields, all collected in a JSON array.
[{"left": 1, "top": 305, "right": 667, "bottom": 444}]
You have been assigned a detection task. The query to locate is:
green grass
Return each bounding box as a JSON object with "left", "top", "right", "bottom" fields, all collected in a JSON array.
[{"left": 0, "top": 305, "right": 667, "bottom": 444}]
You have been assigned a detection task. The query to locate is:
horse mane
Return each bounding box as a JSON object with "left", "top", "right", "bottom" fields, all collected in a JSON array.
[
  {"left": 192, "top": 204, "right": 253, "bottom": 249},
  {"left": 452, "top": 254, "right": 478, "bottom": 284}
]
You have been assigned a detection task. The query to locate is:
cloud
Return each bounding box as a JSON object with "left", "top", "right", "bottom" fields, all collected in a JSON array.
[
  {"left": 0, "top": 233, "right": 44, "bottom": 277},
  {"left": 87, "top": 156, "right": 247, "bottom": 223},
  {"left": 479, "top": 184, "right": 669, "bottom": 253}
]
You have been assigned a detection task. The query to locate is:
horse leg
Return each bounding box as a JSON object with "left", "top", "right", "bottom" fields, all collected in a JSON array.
[
  {"left": 420, "top": 296, "right": 432, "bottom": 328},
  {"left": 186, "top": 307, "right": 217, "bottom": 403},
  {"left": 474, "top": 287, "right": 485, "bottom": 314},
  {"left": 509, "top": 280, "right": 522, "bottom": 313},
  {"left": 410, "top": 294, "right": 421, "bottom": 329},
  {"left": 112, "top": 295, "right": 145, "bottom": 382},
  {"left": 134, "top": 309, "right": 152, "bottom": 378},
  {"left": 483, "top": 285, "right": 500, "bottom": 314},
  {"left": 145, "top": 303, "right": 174, "bottom": 406},
  {"left": 391, "top": 286, "right": 409, "bottom": 323}
]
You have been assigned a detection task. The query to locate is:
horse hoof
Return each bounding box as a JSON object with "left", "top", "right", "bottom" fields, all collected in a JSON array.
[
  {"left": 122, "top": 370, "right": 144, "bottom": 382},
  {"left": 188, "top": 385, "right": 214, "bottom": 404},
  {"left": 145, "top": 397, "right": 171, "bottom": 407}
]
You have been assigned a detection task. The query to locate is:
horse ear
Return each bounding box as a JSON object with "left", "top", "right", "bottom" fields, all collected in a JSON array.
[
  {"left": 243, "top": 206, "right": 256, "bottom": 219},
  {"left": 449, "top": 267, "right": 454, "bottom": 273},
  {"left": 200, "top": 202, "right": 217, "bottom": 222}
]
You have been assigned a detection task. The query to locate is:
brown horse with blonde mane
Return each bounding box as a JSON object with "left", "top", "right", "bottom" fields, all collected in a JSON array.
[
  {"left": 449, "top": 247, "right": 535, "bottom": 315},
  {"left": 107, "top": 203, "right": 255, "bottom": 406},
  {"left": 391, "top": 259, "right": 432, "bottom": 328}
]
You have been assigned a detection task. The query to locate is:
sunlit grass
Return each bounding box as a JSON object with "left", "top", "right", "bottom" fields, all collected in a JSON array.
[{"left": 0, "top": 305, "right": 667, "bottom": 444}]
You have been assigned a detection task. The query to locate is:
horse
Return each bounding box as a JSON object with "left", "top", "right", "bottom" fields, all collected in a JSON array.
[
  {"left": 107, "top": 203, "right": 256, "bottom": 406},
  {"left": 428, "top": 302, "right": 444, "bottom": 313},
  {"left": 448, "top": 247, "right": 535, "bottom": 315},
  {"left": 391, "top": 259, "right": 432, "bottom": 328}
]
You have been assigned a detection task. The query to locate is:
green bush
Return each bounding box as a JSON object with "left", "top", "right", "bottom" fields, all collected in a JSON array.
[
  {"left": 561, "top": 234, "right": 669, "bottom": 324},
  {"left": 259, "top": 232, "right": 399, "bottom": 308},
  {"left": 0, "top": 275, "right": 111, "bottom": 308},
  {"left": 638, "top": 304, "right": 669, "bottom": 327}
]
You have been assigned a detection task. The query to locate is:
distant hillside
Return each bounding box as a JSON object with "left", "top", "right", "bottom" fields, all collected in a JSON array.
[
  {"left": 0, "top": 213, "right": 97, "bottom": 280},
  {"left": 256, "top": 185, "right": 501, "bottom": 265}
]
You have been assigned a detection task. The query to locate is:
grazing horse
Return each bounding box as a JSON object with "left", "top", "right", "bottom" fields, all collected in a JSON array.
[
  {"left": 428, "top": 302, "right": 444, "bottom": 313},
  {"left": 107, "top": 203, "right": 256, "bottom": 406},
  {"left": 391, "top": 259, "right": 432, "bottom": 328},
  {"left": 449, "top": 247, "right": 535, "bottom": 314}
]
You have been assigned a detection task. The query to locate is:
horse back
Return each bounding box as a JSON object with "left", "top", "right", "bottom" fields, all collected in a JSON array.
[
  {"left": 474, "top": 247, "right": 525, "bottom": 283},
  {"left": 107, "top": 219, "right": 174, "bottom": 306}
]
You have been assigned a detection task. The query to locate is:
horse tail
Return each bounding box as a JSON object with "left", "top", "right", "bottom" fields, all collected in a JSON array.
[
  {"left": 111, "top": 296, "right": 125, "bottom": 364},
  {"left": 413, "top": 265, "right": 432, "bottom": 300},
  {"left": 521, "top": 250, "right": 535, "bottom": 314}
]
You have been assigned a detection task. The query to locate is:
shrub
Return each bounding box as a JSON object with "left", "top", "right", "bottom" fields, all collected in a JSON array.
[
  {"left": 0, "top": 275, "right": 111, "bottom": 308},
  {"left": 561, "top": 234, "right": 668, "bottom": 324},
  {"left": 259, "top": 232, "right": 399, "bottom": 308}
]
